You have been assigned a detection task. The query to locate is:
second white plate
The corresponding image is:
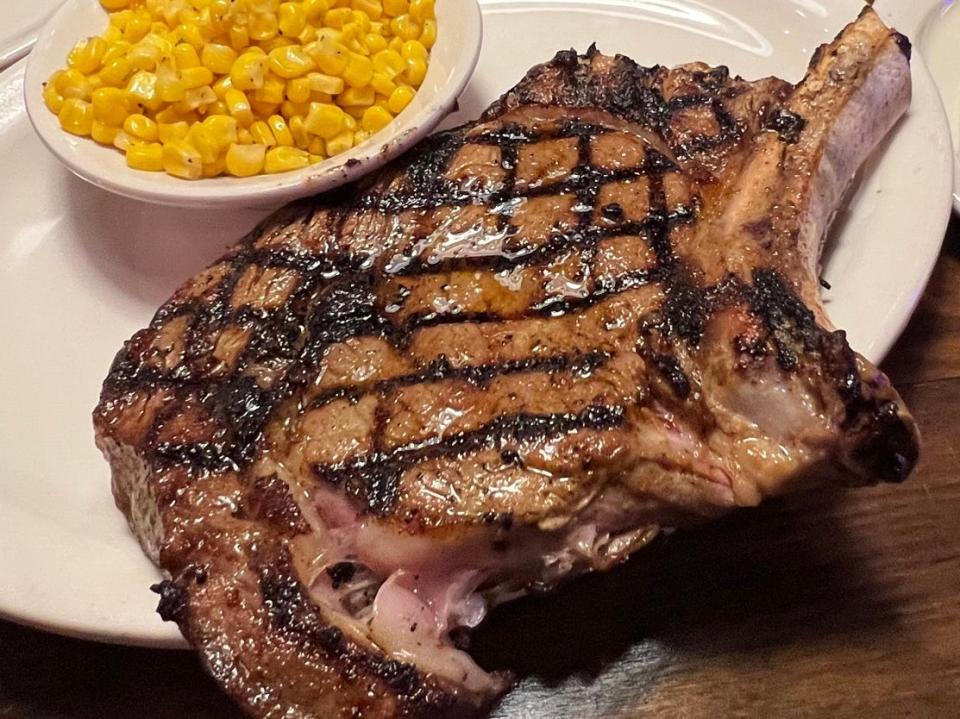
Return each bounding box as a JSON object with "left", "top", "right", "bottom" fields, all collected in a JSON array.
[
  {"left": 0, "top": 0, "right": 952, "bottom": 649},
  {"left": 919, "top": 0, "right": 960, "bottom": 212},
  {"left": 0, "top": 0, "right": 64, "bottom": 70}
]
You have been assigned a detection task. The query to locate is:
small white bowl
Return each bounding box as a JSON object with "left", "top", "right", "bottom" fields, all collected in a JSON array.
[{"left": 24, "top": 0, "right": 481, "bottom": 209}]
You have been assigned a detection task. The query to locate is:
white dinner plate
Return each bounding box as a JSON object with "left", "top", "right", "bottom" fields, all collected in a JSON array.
[
  {"left": 0, "top": 0, "right": 64, "bottom": 70},
  {"left": 919, "top": 1, "right": 960, "bottom": 212},
  {"left": 0, "top": 0, "right": 952, "bottom": 649}
]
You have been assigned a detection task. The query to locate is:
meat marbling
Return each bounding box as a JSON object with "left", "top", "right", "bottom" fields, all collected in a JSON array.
[{"left": 94, "top": 8, "right": 918, "bottom": 718}]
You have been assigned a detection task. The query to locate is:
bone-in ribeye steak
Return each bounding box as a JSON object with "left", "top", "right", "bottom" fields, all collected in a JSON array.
[{"left": 94, "top": 8, "right": 918, "bottom": 718}]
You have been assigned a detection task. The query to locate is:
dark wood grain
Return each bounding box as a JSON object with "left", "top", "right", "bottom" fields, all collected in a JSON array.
[{"left": 2, "top": 219, "right": 958, "bottom": 719}]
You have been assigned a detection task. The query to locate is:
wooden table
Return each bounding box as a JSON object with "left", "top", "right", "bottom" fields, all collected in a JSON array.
[{"left": 2, "top": 221, "right": 958, "bottom": 719}]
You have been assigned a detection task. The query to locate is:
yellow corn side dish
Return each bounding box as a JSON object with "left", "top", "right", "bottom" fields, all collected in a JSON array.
[{"left": 43, "top": 0, "right": 436, "bottom": 179}]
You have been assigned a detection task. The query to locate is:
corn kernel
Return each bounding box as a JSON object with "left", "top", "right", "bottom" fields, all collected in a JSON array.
[
  {"left": 226, "top": 143, "right": 267, "bottom": 176},
  {"left": 364, "top": 33, "right": 388, "bottom": 54},
  {"left": 326, "top": 128, "right": 355, "bottom": 155},
  {"left": 278, "top": 3, "right": 307, "bottom": 37},
  {"left": 343, "top": 52, "right": 373, "bottom": 88},
  {"left": 250, "top": 120, "right": 278, "bottom": 146},
  {"left": 201, "top": 43, "right": 237, "bottom": 74},
  {"left": 205, "top": 99, "right": 230, "bottom": 116},
  {"left": 370, "top": 72, "right": 396, "bottom": 97},
  {"left": 186, "top": 124, "right": 221, "bottom": 164},
  {"left": 353, "top": 0, "right": 383, "bottom": 20},
  {"left": 325, "top": 8, "right": 355, "bottom": 28},
  {"left": 250, "top": 99, "right": 281, "bottom": 117},
  {"left": 126, "top": 43, "right": 160, "bottom": 71},
  {"left": 126, "top": 70, "right": 161, "bottom": 111},
  {"left": 361, "top": 104, "right": 392, "bottom": 133},
  {"left": 404, "top": 57, "right": 426, "bottom": 86},
  {"left": 420, "top": 18, "right": 436, "bottom": 48},
  {"left": 261, "top": 36, "right": 297, "bottom": 53},
  {"left": 255, "top": 74, "right": 286, "bottom": 104},
  {"left": 339, "top": 85, "right": 374, "bottom": 107},
  {"left": 68, "top": 37, "right": 108, "bottom": 74},
  {"left": 383, "top": 0, "right": 409, "bottom": 17},
  {"left": 401, "top": 40, "right": 427, "bottom": 61},
  {"left": 182, "top": 86, "right": 217, "bottom": 110},
  {"left": 102, "top": 26, "right": 121, "bottom": 46},
  {"left": 409, "top": 0, "right": 434, "bottom": 23},
  {"left": 112, "top": 129, "right": 136, "bottom": 151},
  {"left": 178, "top": 22, "right": 204, "bottom": 50},
  {"left": 91, "top": 119, "right": 119, "bottom": 144},
  {"left": 298, "top": 25, "right": 319, "bottom": 45},
  {"left": 264, "top": 145, "right": 310, "bottom": 172},
  {"left": 200, "top": 155, "right": 227, "bottom": 177},
  {"left": 124, "top": 14, "right": 151, "bottom": 42},
  {"left": 225, "top": 88, "right": 254, "bottom": 126},
  {"left": 308, "top": 72, "right": 344, "bottom": 95},
  {"left": 269, "top": 46, "right": 315, "bottom": 78},
  {"left": 249, "top": 12, "right": 279, "bottom": 42},
  {"left": 162, "top": 139, "right": 203, "bottom": 179},
  {"left": 229, "top": 53, "right": 268, "bottom": 91},
  {"left": 308, "top": 136, "right": 325, "bottom": 155},
  {"left": 126, "top": 142, "right": 164, "bottom": 171},
  {"left": 174, "top": 43, "right": 201, "bottom": 69},
  {"left": 158, "top": 121, "right": 190, "bottom": 143},
  {"left": 203, "top": 114, "right": 239, "bottom": 145},
  {"left": 287, "top": 77, "right": 312, "bottom": 103},
  {"left": 110, "top": 9, "right": 132, "bottom": 30},
  {"left": 123, "top": 113, "right": 159, "bottom": 141},
  {"left": 289, "top": 115, "right": 310, "bottom": 147},
  {"left": 391, "top": 15, "right": 421, "bottom": 41},
  {"left": 43, "top": 80, "right": 65, "bottom": 114},
  {"left": 155, "top": 105, "right": 185, "bottom": 124},
  {"left": 92, "top": 87, "right": 127, "bottom": 125},
  {"left": 304, "top": 0, "right": 333, "bottom": 20},
  {"left": 282, "top": 100, "right": 311, "bottom": 118},
  {"left": 312, "top": 41, "right": 350, "bottom": 75},
  {"left": 101, "top": 41, "right": 130, "bottom": 66},
  {"left": 372, "top": 49, "right": 404, "bottom": 77},
  {"left": 304, "top": 102, "right": 346, "bottom": 138},
  {"left": 229, "top": 25, "right": 250, "bottom": 51},
  {"left": 101, "top": 0, "right": 132, "bottom": 10},
  {"left": 266, "top": 114, "right": 294, "bottom": 146},
  {"left": 387, "top": 84, "right": 414, "bottom": 114},
  {"left": 181, "top": 66, "right": 214, "bottom": 89},
  {"left": 353, "top": 11, "right": 372, "bottom": 33},
  {"left": 59, "top": 98, "right": 94, "bottom": 136},
  {"left": 57, "top": 69, "right": 94, "bottom": 100},
  {"left": 99, "top": 58, "right": 132, "bottom": 86}
]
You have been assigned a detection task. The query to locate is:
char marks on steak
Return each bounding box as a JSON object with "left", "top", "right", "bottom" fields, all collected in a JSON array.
[{"left": 94, "top": 8, "right": 918, "bottom": 718}]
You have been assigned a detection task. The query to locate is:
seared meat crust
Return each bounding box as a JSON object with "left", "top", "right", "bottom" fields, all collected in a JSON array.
[{"left": 95, "top": 9, "right": 917, "bottom": 718}]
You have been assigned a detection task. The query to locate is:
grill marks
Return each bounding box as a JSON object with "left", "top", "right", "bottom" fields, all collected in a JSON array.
[
  {"left": 312, "top": 405, "right": 627, "bottom": 516},
  {"left": 308, "top": 350, "right": 610, "bottom": 410},
  {"left": 375, "top": 118, "right": 695, "bottom": 332},
  {"left": 666, "top": 94, "right": 743, "bottom": 157},
  {"left": 102, "top": 53, "right": 786, "bottom": 513}
]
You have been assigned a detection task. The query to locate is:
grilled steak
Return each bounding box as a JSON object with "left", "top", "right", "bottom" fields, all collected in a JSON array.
[{"left": 94, "top": 8, "right": 918, "bottom": 718}]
